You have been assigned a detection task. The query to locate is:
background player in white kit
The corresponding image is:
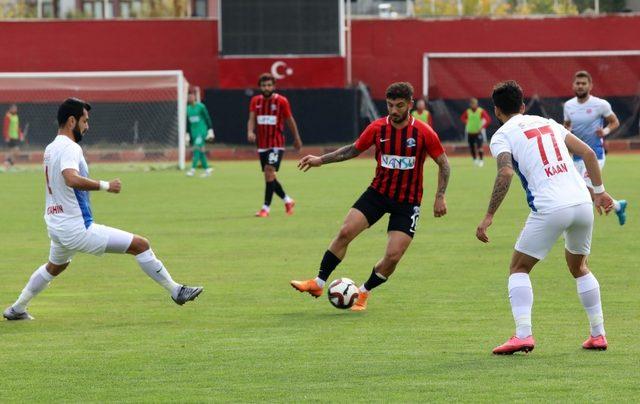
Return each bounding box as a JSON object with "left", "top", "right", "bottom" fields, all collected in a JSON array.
[
  {"left": 476, "top": 81, "right": 614, "bottom": 355},
  {"left": 563, "top": 70, "right": 627, "bottom": 225},
  {"left": 3, "top": 98, "right": 203, "bottom": 321}
]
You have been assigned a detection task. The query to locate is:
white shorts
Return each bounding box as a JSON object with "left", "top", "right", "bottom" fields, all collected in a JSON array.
[
  {"left": 48, "top": 223, "right": 134, "bottom": 265},
  {"left": 573, "top": 157, "right": 605, "bottom": 188},
  {"left": 515, "top": 203, "right": 594, "bottom": 260}
]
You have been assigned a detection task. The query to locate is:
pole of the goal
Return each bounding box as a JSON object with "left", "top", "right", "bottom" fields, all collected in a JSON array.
[{"left": 177, "top": 72, "right": 186, "bottom": 170}]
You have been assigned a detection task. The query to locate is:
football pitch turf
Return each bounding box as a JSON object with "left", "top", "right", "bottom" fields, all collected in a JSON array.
[{"left": 1, "top": 155, "right": 638, "bottom": 402}]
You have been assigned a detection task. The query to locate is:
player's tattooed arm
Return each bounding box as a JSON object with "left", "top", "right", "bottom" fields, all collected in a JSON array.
[
  {"left": 320, "top": 144, "right": 361, "bottom": 164},
  {"left": 487, "top": 152, "right": 514, "bottom": 215},
  {"left": 434, "top": 154, "right": 450, "bottom": 197},
  {"left": 298, "top": 143, "right": 361, "bottom": 172}
]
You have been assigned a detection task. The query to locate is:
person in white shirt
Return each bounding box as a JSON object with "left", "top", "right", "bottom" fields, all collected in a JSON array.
[
  {"left": 476, "top": 81, "right": 614, "bottom": 355},
  {"left": 4, "top": 98, "right": 203, "bottom": 321},
  {"left": 563, "top": 70, "right": 627, "bottom": 225}
]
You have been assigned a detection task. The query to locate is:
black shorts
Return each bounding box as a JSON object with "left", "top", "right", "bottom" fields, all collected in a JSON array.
[
  {"left": 352, "top": 187, "right": 421, "bottom": 238},
  {"left": 6, "top": 139, "right": 20, "bottom": 148},
  {"left": 468, "top": 133, "right": 483, "bottom": 148},
  {"left": 258, "top": 149, "right": 284, "bottom": 171}
]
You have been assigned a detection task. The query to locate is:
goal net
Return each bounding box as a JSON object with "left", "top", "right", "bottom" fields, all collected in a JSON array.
[
  {"left": 423, "top": 51, "right": 640, "bottom": 142},
  {"left": 0, "top": 71, "right": 189, "bottom": 169}
]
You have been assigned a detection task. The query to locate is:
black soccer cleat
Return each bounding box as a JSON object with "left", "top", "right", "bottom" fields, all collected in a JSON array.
[{"left": 171, "top": 285, "right": 204, "bottom": 305}]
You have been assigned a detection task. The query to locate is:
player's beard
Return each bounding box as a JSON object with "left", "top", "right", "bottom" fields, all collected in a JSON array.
[
  {"left": 575, "top": 89, "right": 589, "bottom": 100},
  {"left": 73, "top": 124, "right": 85, "bottom": 143},
  {"left": 261, "top": 90, "right": 273, "bottom": 98},
  {"left": 391, "top": 110, "right": 409, "bottom": 124}
]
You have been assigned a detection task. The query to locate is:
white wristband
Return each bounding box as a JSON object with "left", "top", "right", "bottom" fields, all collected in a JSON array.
[
  {"left": 99, "top": 180, "right": 110, "bottom": 191},
  {"left": 592, "top": 184, "right": 605, "bottom": 194},
  {"left": 602, "top": 127, "right": 611, "bottom": 136}
]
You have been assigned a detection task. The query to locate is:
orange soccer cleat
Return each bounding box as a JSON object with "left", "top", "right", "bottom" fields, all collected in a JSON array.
[
  {"left": 492, "top": 335, "right": 536, "bottom": 355},
  {"left": 290, "top": 279, "right": 323, "bottom": 298},
  {"left": 255, "top": 208, "right": 269, "bottom": 217},
  {"left": 582, "top": 335, "right": 608, "bottom": 350},
  {"left": 351, "top": 291, "right": 369, "bottom": 312},
  {"left": 285, "top": 199, "right": 296, "bottom": 216}
]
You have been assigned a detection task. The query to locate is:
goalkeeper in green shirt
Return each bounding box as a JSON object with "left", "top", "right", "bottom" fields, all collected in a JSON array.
[{"left": 186, "top": 91, "right": 215, "bottom": 177}]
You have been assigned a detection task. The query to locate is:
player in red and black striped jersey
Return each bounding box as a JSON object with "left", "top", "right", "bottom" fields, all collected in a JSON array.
[
  {"left": 247, "top": 73, "right": 303, "bottom": 217},
  {"left": 291, "top": 82, "right": 451, "bottom": 311}
]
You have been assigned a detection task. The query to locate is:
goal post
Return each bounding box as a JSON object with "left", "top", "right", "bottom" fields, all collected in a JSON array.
[
  {"left": 423, "top": 51, "right": 640, "bottom": 141},
  {"left": 0, "top": 70, "right": 189, "bottom": 169}
]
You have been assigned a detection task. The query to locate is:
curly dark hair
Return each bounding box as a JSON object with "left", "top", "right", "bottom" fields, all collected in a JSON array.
[
  {"left": 385, "top": 82, "right": 414, "bottom": 101},
  {"left": 258, "top": 72, "right": 276, "bottom": 86},
  {"left": 491, "top": 80, "right": 523, "bottom": 115}
]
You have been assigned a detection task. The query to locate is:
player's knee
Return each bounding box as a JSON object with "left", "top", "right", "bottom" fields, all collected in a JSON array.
[
  {"left": 337, "top": 226, "right": 356, "bottom": 243},
  {"left": 46, "top": 261, "right": 69, "bottom": 276},
  {"left": 128, "top": 236, "right": 150, "bottom": 255}
]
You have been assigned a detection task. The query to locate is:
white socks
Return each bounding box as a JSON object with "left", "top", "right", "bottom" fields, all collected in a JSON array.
[
  {"left": 576, "top": 273, "right": 605, "bottom": 337},
  {"left": 262, "top": 204, "right": 271, "bottom": 211},
  {"left": 284, "top": 195, "right": 293, "bottom": 203},
  {"left": 508, "top": 273, "right": 533, "bottom": 339},
  {"left": 13, "top": 264, "right": 55, "bottom": 313},
  {"left": 612, "top": 199, "right": 621, "bottom": 212},
  {"left": 314, "top": 277, "right": 325, "bottom": 288},
  {"left": 136, "top": 249, "right": 180, "bottom": 295}
]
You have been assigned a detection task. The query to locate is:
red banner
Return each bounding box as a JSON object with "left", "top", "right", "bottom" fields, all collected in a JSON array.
[{"left": 218, "top": 57, "right": 345, "bottom": 89}]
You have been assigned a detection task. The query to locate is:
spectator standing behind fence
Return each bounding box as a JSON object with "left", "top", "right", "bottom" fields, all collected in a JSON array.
[
  {"left": 3, "top": 104, "right": 24, "bottom": 171},
  {"left": 411, "top": 99, "right": 433, "bottom": 127},
  {"left": 461, "top": 98, "right": 491, "bottom": 167}
]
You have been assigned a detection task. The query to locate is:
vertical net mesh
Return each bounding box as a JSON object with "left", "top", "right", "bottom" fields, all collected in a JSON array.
[{"left": 0, "top": 73, "right": 184, "bottom": 166}]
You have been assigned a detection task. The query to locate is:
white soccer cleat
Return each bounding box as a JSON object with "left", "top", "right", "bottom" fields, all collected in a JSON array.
[
  {"left": 200, "top": 168, "right": 213, "bottom": 178},
  {"left": 478, "top": 160, "right": 484, "bottom": 167},
  {"left": 186, "top": 169, "right": 195, "bottom": 177},
  {"left": 3, "top": 306, "right": 34, "bottom": 321}
]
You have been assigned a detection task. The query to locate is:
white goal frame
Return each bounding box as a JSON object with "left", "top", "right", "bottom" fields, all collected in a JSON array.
[
  {"left": 0, "top": 70, "right": 189, "bottom": 170},
  {"left": 422, "top": 50, "right": 640, "bottom": 98}
]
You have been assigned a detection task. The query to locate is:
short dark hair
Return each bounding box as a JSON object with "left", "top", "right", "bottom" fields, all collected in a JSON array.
[
  {"left": 574, "top": 70, "right": 592, "bottom": 83},
  {"left": 385, "top": 82, "right": 413, "bottom": 101},
  {"left": 492, "top": 80, "right": 523, "bottom": 115},
  {"left": 258, "top": 73, "right": 275, "bottom": 86},
  {"left": 57, "top": 98, "right": 91, "bottom": 127}
]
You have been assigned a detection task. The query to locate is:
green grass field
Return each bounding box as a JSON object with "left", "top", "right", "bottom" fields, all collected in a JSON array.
[{"left": 1, "top": 155, "right": 638, "bottom": 402}]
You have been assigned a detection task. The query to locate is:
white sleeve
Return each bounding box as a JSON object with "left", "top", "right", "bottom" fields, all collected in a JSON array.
[
  {"left": 59, "top": 145, "right": 81, "bottom": 172},
  {"left": 489, "top": 132, "right": 511, "bottom": 157},
  {"left": 549, "top": 119, "right": 570, "bottom": 140},
  {"left": 600, "top": 99, "right": 613, "bottom": 118}
]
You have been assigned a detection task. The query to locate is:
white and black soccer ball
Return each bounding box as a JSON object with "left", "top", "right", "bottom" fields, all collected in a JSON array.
[{"left": 328, "top": 278, "right": 359, "bottom": 309}]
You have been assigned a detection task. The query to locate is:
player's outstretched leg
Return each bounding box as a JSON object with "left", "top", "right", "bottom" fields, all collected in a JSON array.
[
  {"left": 493, "top": 252, "right": 537, "bottom": 354},
  {"left": 291, "top": 208, "right": 369, "bottom": 298},
  {"left": 565, "top": 251, "right": 608, "bottom": 350},
  {"left": 4, "top": 262, "right": 68, "bottom": 321},
  {"left": 127, "top": 235, "right": 203, "bottom": 305},
  {"left": 352, "top": 230, "right": 412, "bottom": 312}
]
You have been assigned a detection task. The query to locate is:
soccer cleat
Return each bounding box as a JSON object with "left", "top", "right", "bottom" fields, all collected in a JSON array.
[
  {"left": 186, "top": 169, "right": 195, "bottom": 177},
  {"left": 615, "top": 200, "right": 627, "bottom": 226},
  {"left": 200, "top": 167, "right": 214, "bottom": 178},
  {"left": 255, "top": 208, "right": 269, "bottom": 217},
  {"left": 492, "top": 335, "right": 535, "bottom": 355},
  {"left": 478, "top": 159, "right": 484, "bottom": 167},
  {"left": 285, "top": 199, "right": 296, "bottom": 216},
  {"left": 290, "top": 279, "right": 323, "bottom": 298},
  {"left": 582, "top": 334, "right": 608, "bottom": 350},
  {"left": 3, "top": 306, "right": 34, "bottom": 321},
  {"left": 171, "top": 285, "right": 204, "bottom": 305},
  {"left": 351, "top": 291, "right": 369, "bottom": 311}
]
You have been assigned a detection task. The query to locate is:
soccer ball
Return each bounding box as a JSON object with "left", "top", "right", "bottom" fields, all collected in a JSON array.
[{"left": 328, "top": 278, "right": 359, "bottom": 309}]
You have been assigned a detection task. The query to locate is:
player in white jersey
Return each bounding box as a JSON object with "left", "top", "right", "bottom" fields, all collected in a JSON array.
[
  {"left": 563, "top": 70, "right": 627, "bottom": 225},
  {"left": 3, "top": 98, "right": 203, "bottom": 321},
  {"left": 476, "top": 81, "right": 614, "bottom": 354}
]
